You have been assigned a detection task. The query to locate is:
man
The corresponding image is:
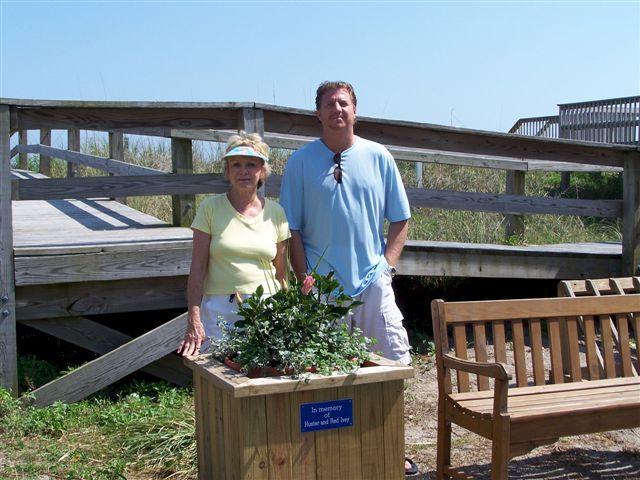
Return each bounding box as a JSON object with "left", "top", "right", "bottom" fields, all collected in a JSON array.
[{"left": 280, "top": 80, "right": 412, "bottom": 366}]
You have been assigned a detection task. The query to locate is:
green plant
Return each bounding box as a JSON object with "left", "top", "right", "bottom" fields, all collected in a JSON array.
[{"left": 211, "top": 271, "right": 374, "bottom": 377}]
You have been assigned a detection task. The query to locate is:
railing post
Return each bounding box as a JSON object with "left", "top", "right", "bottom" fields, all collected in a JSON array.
[
  {"left": 415, "top": 162, "right": 423, "bottom": 188},
  {"left": 238, "top": 107, "right": 266, "bottom": 194},
  {"left": 67, "top": 129, "right": 81, "bottom": 178},
  {"left": 109, "top": 130, "right": 125, "bottom": 203},
  {"left": 39, "top": 128, "right": 51, "bottom": 176},
  {"left": 0, "top": 105, "right": 18, "bottom": 394},
  {"left": 171, "top": 138, "right": 195, "bottom": 227},
  {"left": 18, "top": 130, "right": 28, "bottom": 170},
  {"left": 622, "top": 152, "right": 640, "bottom": 275},
  {"left": 505, "top": 170, "right": 525, "bottom": 240}
]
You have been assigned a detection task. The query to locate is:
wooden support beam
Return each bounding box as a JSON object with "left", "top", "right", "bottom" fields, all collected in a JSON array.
[
  {"left": 23, "top": 312, "right": 188, "bottom": 406},
  {"left": 14, "top": 246, "right": 192, "bottom": 286},
  {"left": 17, "top": 144, "right": 162, "bottom": 175},
  {"left": 12, "top": 173, "right": 228, "bottom": 200},
  {"left": 16, "top": 276, "right": 188, "bottom": 321},
  {"left": 67, "top": 129, "right": 80, "bottom": 178},
  {"left": 622, "top": 152, "right": 640, "bottom": 275},
  {"left": 18, "top": 130, "right": 28, "bottom": 170},
  {"left": 20, "top": 316, "right": 191, "bottom": 386},
  {"left": 0, "top": 105, "right": 17, "bottom": 394},
  {"left": 13, "top": 144, "right": 165, "bottom": 176},
  {"left": 505, "top": 170, "right": 526, "bottom": 239},
  {"left": 109, "top": 130, "right": 125, "bottom": 203},
  {"left": 171, "top": 138, "right": 195, "bottom": 227},
  {"left": 39, "top": 128, "right": 51, "bottom": 176}
]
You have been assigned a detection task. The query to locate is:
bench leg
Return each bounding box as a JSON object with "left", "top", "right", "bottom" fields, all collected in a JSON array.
[
  {"left": 491, "top": 414, "right": 511, "bottom": 480},
  {"left": 436, "top": 404, "right": 452, "bottom": 479}
]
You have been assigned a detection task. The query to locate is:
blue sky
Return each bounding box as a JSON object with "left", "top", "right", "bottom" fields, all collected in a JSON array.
[{"left": 1, "top": 1, "right": 638, "bottom": 132}]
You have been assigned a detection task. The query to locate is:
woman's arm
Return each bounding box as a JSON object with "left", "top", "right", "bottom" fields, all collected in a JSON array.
[
  {"left": 177, "top": 229, "right": 211, "bottom": 356},
  {"left": 273, "top": 239, "right": 289, "bottom": 289}
]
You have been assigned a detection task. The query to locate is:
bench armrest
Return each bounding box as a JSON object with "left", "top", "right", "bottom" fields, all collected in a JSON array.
[{"left": 443, "top": 354, "right": 511, "bottom": 381}]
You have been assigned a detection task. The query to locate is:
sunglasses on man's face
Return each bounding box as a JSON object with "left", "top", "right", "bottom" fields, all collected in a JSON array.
[{"left": 333, "top": 153, "right": 342, "bottom": 184}]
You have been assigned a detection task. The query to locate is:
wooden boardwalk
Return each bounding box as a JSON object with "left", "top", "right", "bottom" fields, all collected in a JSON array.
[
  {"left": 2, "top": 98, "right": 637, "bottom": 403},
  {"left": 12, "top": 169, "right": 622, "bottom": 324}
]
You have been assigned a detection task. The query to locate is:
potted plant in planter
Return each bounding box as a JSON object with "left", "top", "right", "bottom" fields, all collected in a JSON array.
[
  {"left": 184, "top": 270, "right": 414, "bottom": 480},
  {"left": 210, "top": 271, "right": 374, "bottom": 378}
]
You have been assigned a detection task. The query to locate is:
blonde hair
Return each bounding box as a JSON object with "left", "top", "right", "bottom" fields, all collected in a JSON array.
[{"left": 224, "top": 131, "right": 271, "bottom": 188}]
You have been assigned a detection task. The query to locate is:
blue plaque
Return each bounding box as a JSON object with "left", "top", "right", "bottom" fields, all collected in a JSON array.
[{"left": 300, "top": 398, "right": 353, "bottom": 432}]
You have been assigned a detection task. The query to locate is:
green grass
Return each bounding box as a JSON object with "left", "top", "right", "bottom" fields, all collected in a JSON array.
[{"left": 0, "top": 376, "right": 196, "bottom": 479}]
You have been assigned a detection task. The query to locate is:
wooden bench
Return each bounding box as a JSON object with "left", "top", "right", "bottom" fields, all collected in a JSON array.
[{"left": 431, "top": 294, "right": 640, "bottom": 479}]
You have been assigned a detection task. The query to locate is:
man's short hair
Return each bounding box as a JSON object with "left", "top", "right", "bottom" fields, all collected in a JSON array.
[{"left": 315, "top": 81, "right": 357, "bottom": 110}]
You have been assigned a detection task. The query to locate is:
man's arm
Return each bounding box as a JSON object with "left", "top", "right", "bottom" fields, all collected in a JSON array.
[
  {"left": 385, "top": 219, "right": 409, "bottom": 267},
  {"left": 289, "top": 230, "right": 307, "bottom": 281}
]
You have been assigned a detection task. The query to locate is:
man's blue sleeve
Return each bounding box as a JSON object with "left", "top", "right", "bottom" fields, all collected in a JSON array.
[
  {"left": 279, "top": 155, "right": 304, "bottom": 231},
  {"left": 384, "top": 155, "right": 411, "bottom": 222}
]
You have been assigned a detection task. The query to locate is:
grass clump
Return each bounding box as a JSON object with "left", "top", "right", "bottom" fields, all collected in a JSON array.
[{"left": 0, "top": 380, "right": 196, "bottom": 479}]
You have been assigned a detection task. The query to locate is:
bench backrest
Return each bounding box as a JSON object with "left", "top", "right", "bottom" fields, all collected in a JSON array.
[{"left": 431, "top": 295, "right": 640, "bottom": 394}]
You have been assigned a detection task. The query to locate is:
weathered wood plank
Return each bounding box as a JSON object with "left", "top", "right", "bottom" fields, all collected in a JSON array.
[
  {"left": 290, "top": 390, "right": 317, "bottom": 480},
  {"left": 12, "top": 105, "right": 242, "bottom": 131},
  {"left": 398, "top": 243, "right": 621, "bottom": 279},
  {"left": 265, "top": 393, "right": 293, "bottom": 479},
  {"left": 314, "top": 387, "right": 339, "bottom": 480},
  {"left": 382, "top": 380, "right": 405, "bottom": 480},
  {"left": 404, "top": 187, "right": 622, "bottom": 218},
  {"left": 18, "top": 130, "right": 28, "bottom": 169},
  {"left": 12, "top": 144, "right": 165, "bottom": 176},
  {"left": 14, "top": 246, "right": 192, "bottom": 285},
  {"left": 241, "top": 395, "right": 269, "bottom": 480},
  {"left": 39, "top": 129, "right": 51, "bottom": 176},
  {"left": 0, "top": 105, "right": 17, "bottom": 393},
  {"left": 19, "top": 316, "right": 191, "bottom": 386},
  {"left": 170, "top": 129, "right": 623, "bottom": 173},
  {"left": 622, "top": 151, "right": 640, "bottom": 275},
  {"left": 261, "top": 107, "right": 633, "bottom": 167},
  {"left": 23, "top": 313, "right": 188, "bottom": 406},
  {"left": 505, "top": 170, "right": 525, "bottom": 238},
  {"left": 12, "top": 173, "right": 229, "bottom": 200},
  {"left": 67, "top": 129, "right": 81, "bottom": 177},
  {"left": 359, "top": 382, "right": 385, "bottom": 480},
  {"left": 171, "top": 138, "right": 195, "bottom": 227},
  {"left": 442, "top": 295, "right": 640, "bottom": 323},
  {"left": 337, "top": 386, "right": 362, "bottom": 480}
]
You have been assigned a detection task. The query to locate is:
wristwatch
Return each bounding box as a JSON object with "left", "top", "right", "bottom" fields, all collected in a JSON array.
[{"left": 388, "top": 265, "right": 397, "bottom": 277}]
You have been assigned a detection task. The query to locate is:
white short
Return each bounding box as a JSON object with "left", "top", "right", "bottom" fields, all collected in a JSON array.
[
  {"left": 348, "top": 269, "right": 412, "bottom": 364},
  {"left": 199, "top": 293, "right": 247, "bottom": 352}
]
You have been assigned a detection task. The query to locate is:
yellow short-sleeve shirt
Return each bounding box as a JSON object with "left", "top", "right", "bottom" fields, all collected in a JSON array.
[{"left": 191, "top": 194, "right": 290, "bottom": 295}]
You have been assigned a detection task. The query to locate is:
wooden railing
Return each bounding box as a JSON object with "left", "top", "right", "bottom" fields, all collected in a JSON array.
[
  {"left": 510, "top": 96, "right": 640, "bottom": 146},
  {"left": 2, "top": 99, "right": 639, "bottom": 393}
]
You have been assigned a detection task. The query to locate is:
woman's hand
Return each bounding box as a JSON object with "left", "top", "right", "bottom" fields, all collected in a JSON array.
[{"left": 177, "top": 315, "right": 206, "bottom": 356}]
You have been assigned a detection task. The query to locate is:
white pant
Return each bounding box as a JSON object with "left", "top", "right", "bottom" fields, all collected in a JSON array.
[
  {"left": 348, "top": 269, "right": 412, "bottom": 364},
  {"left": 199, "top": 293, "right": 246, "bottom": 352}
]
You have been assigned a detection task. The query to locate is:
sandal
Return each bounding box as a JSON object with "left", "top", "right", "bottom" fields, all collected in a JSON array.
[{"left": 405, "top": 457, "right": 419, "bottom": 476}]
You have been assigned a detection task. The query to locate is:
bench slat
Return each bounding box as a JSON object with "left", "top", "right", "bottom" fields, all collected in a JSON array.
[
  {"left": 473, "top": 323, "right": 489, "bottom": 391},
  {"left": 512, "top": 320, "right": 528, "bottom": 387},
  {"left": 565, "top": 317, "right": 582, "bottom": 382},
  {"left": 453, "top": 383, "right": 639, "bottom": 409},
  {"left": 492, "top": 322, "right": 506, "bottom": 365},
  {"left": 617, "top": 313, "right": 634, "bottom": 377},
  {"left": 443, "top": 295, "right": 640, "bottom": 323},
  {"left": 529, "top": 319, "right": 545, "bottom": 386},
  {"left": 583, "top": 316, "right": 600, "bottom": 380},
  {"left": 453, "top": 324, "right": 470, "bottom": 392},
  {"left": 600, "top": 314, "right": 617, "bottom": 379},
  {"left": 547, "top": 318, "right": 564, "bottom": 384}
]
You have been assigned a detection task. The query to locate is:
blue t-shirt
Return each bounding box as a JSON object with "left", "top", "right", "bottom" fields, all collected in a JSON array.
[{"left": 280, "top": 137, "right": 411, "bottom": 296}]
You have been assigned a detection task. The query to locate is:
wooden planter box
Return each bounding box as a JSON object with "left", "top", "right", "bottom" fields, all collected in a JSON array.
[{"left": 184, "top": 354, "right": 414, "bottom": 480}]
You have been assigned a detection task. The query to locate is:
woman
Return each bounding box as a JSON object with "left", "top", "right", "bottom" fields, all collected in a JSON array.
[{"left": 177, "top": 132, "right": 290, "bottom": 356}]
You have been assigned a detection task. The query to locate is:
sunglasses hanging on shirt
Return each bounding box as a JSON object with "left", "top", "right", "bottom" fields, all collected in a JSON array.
[{"left": 333, "top": 153, "right": 342, "bottom": 184}]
